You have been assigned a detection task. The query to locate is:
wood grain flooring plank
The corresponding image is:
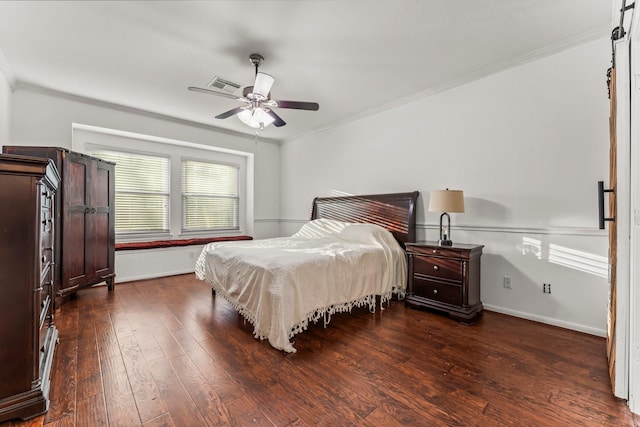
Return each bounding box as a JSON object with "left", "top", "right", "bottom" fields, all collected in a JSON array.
[
  {"left": 145, "top": 315, "right": 186, "bottom": 360},
  {"left": 94, "top": 318, "right": 120, "bottom": 361},
  {"left": 167, "top": 354, "right": 233, "bottom": 426},
  {"left": 116, "top": 331, "right": 167, "bottom": 423},
  {"left": 75, "top": 393, "right": 108, "bottom": 427},
  {"left": 146, "top": 356, "right": 208, "bottom": 427},
  {"left": 171, "top": 328, "right": 245, "bottom": 403},
  {"left": 7, "top": 415, "right": 43, "bottom": 427},
  {"left": 41, "top": 414, "right": 74, "bottom": 427},
  {"left": 251, "top": 383, "right": 306, "bottom": 426},
  {"left": 100, "top": 355, "right": 142, "bottom": 426},
  {"left": 75, "top": 322, "right": 103, "bottom": 400},
  {"left": 130, "top": 325, "right": 166, "bottom": 363},
  {"left": 224, "top": 395, "right": 273, "bottom": 427},
  {"left": 141, "top": 413, "right": 176, "bottom": 427}
]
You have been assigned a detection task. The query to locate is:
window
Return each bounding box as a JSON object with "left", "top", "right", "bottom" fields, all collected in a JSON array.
[
  {"left": 182, "top": 160, "right": 239, "bottom": 232},
  {"left": 73, "top": 124, "right": 252, "bottom": 242},
  {"left": 92, "top": 150, "right": 170, "bottom": 235}
]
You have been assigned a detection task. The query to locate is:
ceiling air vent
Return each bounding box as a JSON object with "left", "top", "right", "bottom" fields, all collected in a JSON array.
[{"left": 206, "top": 76, "right": 241, "bottom": 93}]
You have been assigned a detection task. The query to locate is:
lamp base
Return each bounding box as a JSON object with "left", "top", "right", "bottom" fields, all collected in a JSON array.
[{"left": 438, "top": 239, "right": 453, "bottom": 246}]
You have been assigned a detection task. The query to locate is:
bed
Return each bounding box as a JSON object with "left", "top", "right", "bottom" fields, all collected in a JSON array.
[{"left": 195, "top": 191, "right": 419, "bottom": 352}]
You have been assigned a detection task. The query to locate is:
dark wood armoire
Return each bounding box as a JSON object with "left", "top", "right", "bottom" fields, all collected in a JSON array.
[
  {"left": 2, "top": 146, "right": 116, "bottom": 301},
  {"left": 0, "top": 154, "right": 60, "bottom": 421}
]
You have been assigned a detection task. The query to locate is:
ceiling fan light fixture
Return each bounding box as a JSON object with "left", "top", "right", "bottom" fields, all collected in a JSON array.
[
  {"left": 253, "top": 72, "right": 274, "bottom": 98},
  {"left": 237, "top": 107, "right": 275, "bottom": 129}
]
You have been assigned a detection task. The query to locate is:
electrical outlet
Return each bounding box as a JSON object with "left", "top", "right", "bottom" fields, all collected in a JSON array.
[
  {"left": 503, "top": 276, "right": 512, "bottom": 289},
  {"left": 543, "top": 283, "right": 552, "bottom": 294}
]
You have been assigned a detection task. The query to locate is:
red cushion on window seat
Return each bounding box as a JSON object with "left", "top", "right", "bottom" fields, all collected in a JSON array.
[{"left": 115, "top": 235, "right": 253, "bottom": 251}]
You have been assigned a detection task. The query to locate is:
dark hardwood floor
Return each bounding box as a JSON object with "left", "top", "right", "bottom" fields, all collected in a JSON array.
[{"left": 3, "top": 273, "right": 638, "bottom": 426}]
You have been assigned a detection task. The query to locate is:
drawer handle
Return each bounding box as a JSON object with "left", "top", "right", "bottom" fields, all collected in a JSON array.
[
  {"left": 433, "top": 265, "right": 439, "bottom": 270},
  {"left": 433, "top": 289, "right": 438, "bottom": 294},
  {"left": 41, "top": 256, "right": 47, "bottom": 263},
  {"left": 432, "top": 249, "right": 438, "bottom": 254}
]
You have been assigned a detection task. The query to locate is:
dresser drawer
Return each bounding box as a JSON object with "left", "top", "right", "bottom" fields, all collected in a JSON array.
[
  {"left": 413, "top": 255, "right": 463, "bottom": 282},
  {"left": 407, "top": 245, "right": 463, "bottom": 258},
  {"left": 413, "top": 276, "right": 462, "bottom": 306}
]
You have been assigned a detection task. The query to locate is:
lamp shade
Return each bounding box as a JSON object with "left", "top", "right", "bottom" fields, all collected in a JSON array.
[
  {"left": 253, "top": 72, "right": 275, "bottom": 98},
  {"left": 237, "top": 107, "right": 275, "bottom": 129},
  {"left": 428, "top": 190, "right": 465, "bottom": 213}
]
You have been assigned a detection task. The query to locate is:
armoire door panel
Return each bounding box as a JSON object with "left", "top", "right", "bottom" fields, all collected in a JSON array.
[
  {"left": 93, "top": 213, "right": 110, "bottom": 274},
  {"left": 94, "top": 166, "right": 110, "bottom": 206},
  {"left": 62, "top": 212, "right": 88, "bottom": 284},
  {"left": 67, "top": 159, "right": 87, "bottom": 206}
]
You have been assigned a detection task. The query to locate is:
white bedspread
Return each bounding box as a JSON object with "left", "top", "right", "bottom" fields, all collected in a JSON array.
[{"left": 195, "top": 219, "right": 407, "bottom": 353}]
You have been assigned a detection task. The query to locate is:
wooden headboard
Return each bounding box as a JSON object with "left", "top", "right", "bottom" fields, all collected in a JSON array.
[{"left": 311, "top": 191, "right": 419, "bottom": 247}]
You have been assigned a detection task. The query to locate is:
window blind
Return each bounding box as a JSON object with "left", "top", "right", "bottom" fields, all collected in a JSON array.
[
  {"left": 182, "top": 160, "right": 239, "bottom": 231},
  {"left": 93, "top": 150, "right": 170, "bottom": 234}
]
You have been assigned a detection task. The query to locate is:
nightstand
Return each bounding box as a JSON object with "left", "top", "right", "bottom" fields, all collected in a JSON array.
[{"left": 405, "top": 241, "right": 484, "bottom": 323}]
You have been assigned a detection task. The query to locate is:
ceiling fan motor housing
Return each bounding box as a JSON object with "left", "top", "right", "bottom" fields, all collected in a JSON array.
[{"left": 249, "top": 53, "right": 264, "bottom": 68}]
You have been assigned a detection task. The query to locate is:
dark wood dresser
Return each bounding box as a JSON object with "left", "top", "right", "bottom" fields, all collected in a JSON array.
[
  {"left": 2, "top": 146, "right": 116, "bottom": 301},
  {"left": 0, "top": 154, "right": 61, "bottom": 421},
  {"left": 405, "top": 241, "right": 484, "bottom": 323}
]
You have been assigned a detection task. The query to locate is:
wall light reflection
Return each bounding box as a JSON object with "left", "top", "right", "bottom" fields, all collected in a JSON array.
[
  {"left": 548, "top": 243, "right": 607, "bottom": 278},
  {"left": 521, "top": 237, "right": 542, "bottom": 259}
]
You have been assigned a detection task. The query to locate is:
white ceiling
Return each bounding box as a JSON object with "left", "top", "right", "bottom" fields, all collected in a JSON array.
[{"left": 0, "top": 1, "right": 612, "bottom": 142}]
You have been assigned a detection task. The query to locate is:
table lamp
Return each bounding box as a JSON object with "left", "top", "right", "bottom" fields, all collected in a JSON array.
[{"left": 428, "top": 189, "right": 465, "bottom": 246}]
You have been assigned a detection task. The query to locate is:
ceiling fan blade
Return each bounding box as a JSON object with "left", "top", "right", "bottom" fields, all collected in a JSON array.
[
  {"left": 253, "top": 72, "right": 275, "bottom": 98},
  {"left": 188, "top": 86, "right": 243, "bottom": 100},
  {"left": 266, "top": 109, "right": 286, "bottom": 127},
  {"left": 274, "top": 100, "right": 319, "bottom": 111},
  {"left": 215, "top": 107, "right": 246, "bottom": 119}
]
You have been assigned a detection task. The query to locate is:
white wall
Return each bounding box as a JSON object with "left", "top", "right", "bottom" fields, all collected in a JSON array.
[
  {"left": 7, "top": 87, "right": 281, "bottom": 282},
  {"left": 0, "top": 67, "right": 12, "bottom": 145},
  {"left": 280, "top": 37, "right": 611, "bottom": 335}
]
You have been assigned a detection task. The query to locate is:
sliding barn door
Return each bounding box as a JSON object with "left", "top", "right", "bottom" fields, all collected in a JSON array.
[
  {"left": 607, "top": 38, "right": 632, "bottom": 398},
  {"left": 607, "top": 66, "right": 618, "bottom": 392}
]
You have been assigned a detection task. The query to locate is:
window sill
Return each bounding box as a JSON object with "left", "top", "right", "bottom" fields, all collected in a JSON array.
[{"left": 115, "top": 235, "right": 253, "bottom": 251}]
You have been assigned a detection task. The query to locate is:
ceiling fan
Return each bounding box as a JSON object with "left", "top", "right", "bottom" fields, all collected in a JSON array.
[{"left": 188, "top": 53, "right": 319, "bottom": 130}]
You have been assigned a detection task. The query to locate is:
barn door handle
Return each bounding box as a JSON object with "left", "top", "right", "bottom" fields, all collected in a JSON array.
[{"left": 598, "top": 181, "right": 615, "bottom": 229}]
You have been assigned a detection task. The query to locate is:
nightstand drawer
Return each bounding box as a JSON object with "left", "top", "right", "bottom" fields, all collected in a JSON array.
[
  {"left": 413, "top": 255, "right": 463, "bottom": 282},
  {"left": 413, "top": 277, "right": 462, "bottom": 306},
  {"left": 407, "top": 245, "right": 463, "bottom": 259}
]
